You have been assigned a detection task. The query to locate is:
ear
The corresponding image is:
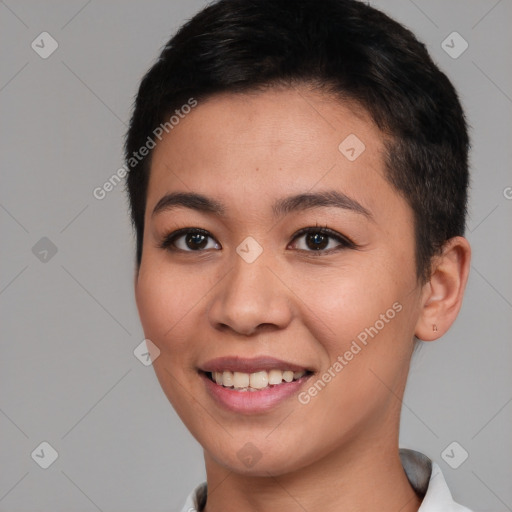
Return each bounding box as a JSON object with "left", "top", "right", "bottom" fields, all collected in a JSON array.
[{"left": 415, "top": 236, "right": 471, "bottom": 341}]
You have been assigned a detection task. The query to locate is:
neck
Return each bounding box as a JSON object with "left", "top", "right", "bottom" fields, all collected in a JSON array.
[{"left": 202, "top": 433, "right": 422, "bottom": 512}]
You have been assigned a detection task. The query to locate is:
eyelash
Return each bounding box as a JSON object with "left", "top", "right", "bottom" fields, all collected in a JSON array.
[{"left": 158, "top": 225, "right": 357, "bottom": 255}]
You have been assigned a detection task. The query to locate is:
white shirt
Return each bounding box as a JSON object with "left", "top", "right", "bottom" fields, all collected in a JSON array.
[{"left": 179, "top": 449, "right": 474, "bottom": 511}]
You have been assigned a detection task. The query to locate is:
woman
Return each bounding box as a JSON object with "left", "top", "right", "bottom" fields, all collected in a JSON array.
[{"left": 124, "top": 0, "right": 473, "bottom": 510}]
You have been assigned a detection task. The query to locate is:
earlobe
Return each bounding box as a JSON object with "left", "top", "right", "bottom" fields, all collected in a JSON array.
[{"left": 414, "top": 236, "right": 471, "bottom": 341}]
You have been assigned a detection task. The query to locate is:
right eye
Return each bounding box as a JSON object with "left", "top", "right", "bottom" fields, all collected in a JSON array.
[{"left": 158, "top": 228, "right": 222, "bottom": 252}]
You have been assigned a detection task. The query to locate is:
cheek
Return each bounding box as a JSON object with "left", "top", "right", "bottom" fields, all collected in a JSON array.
[
  {"left": 289, "top": 285, "right": 412, "bottom": 449},
  {"left": 290, "top": 262, "right": 415, "bottom": 392},
  {"left": 135, "top": 261, "right": 196, "bottom": 351},
  {"left": 134, "top": 262, "right": 205, "bottom": 416},
  {"left": 290, "top": 262, "right": 400, "bottom": 347}
]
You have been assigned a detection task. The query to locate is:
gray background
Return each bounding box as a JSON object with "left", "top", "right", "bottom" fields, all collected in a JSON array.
[{"left": 0, "top": 0, "right": 511, "bottom": 511}]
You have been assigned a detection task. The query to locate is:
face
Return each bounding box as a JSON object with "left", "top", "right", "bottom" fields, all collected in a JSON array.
[{"left": 135, "top": 86, "right": 424, "bottom": 476}]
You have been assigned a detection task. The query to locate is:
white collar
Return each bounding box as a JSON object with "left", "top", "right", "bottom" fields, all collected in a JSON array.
[{"left": 180, "top": 449, "right": 474, "bottom": 512}]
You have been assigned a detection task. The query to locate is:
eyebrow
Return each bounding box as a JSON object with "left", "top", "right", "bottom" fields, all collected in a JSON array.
[{"left": 152, "top": 190, "right": 373, "bottom": 221}]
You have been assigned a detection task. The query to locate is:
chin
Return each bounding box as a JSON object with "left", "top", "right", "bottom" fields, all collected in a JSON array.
[{"left": 206, "top": 439, "right": 314, "bottom": 477}]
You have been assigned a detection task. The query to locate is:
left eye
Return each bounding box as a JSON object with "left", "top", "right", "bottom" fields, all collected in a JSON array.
[{"left": 289, "top": 227, "right": 355, "bottom": 253}]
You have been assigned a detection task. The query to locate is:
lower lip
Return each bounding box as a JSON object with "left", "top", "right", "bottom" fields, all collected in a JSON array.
[{"left": 200, "top": 372, "right": 312, "bottom": 414}]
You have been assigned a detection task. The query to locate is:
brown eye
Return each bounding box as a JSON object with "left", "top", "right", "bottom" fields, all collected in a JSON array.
[
  {"left": 290, "top": 227, "right": 355, "bottom": 254},
  {"left": 184, "top": 232, "right": 209, "bottom": 250},
  {"left": 304, "top": 231, "right": 329, "bottom": 250},
  {"left": 159, "top": 228, "right": 221, "bottom": 252}
]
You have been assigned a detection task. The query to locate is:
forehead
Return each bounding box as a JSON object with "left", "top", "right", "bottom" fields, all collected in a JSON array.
[{"left": 147, "top": 87, "right": 396, "bottom": 221}]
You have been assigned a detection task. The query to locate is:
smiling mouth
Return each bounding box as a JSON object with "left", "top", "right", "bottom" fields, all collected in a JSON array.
[{"left": 203, "top": 369, "right": 313, "bottom": 392}]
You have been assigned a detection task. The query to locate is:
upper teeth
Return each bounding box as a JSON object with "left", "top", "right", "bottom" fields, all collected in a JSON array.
[{"left": 212, "top": 370, "right": 306, "bottom": 390}]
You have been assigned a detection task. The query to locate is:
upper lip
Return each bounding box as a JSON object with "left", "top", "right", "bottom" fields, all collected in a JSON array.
[{"left": 199, "top": 356, "right": 311, "bottom": 374}]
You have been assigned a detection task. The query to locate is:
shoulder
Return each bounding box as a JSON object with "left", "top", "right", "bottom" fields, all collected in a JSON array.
[
  {"left": 419, "top": 460, "right": 475, "bottom": 511},
  {"left": 399, "top": 449, "right": 475, "bottom": 512},
  {"left": 179, "top": 481, "right": 207, "bottom": 512}
]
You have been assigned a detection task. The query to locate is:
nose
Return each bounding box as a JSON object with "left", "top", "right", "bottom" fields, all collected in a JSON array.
[{"left": 207, "top": 250, "right": 294, "bottom": 337}]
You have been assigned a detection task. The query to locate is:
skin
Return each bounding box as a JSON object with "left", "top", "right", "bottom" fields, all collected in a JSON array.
[{"left": 134, "top": 86, "right": 471, "bottom": 512}]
